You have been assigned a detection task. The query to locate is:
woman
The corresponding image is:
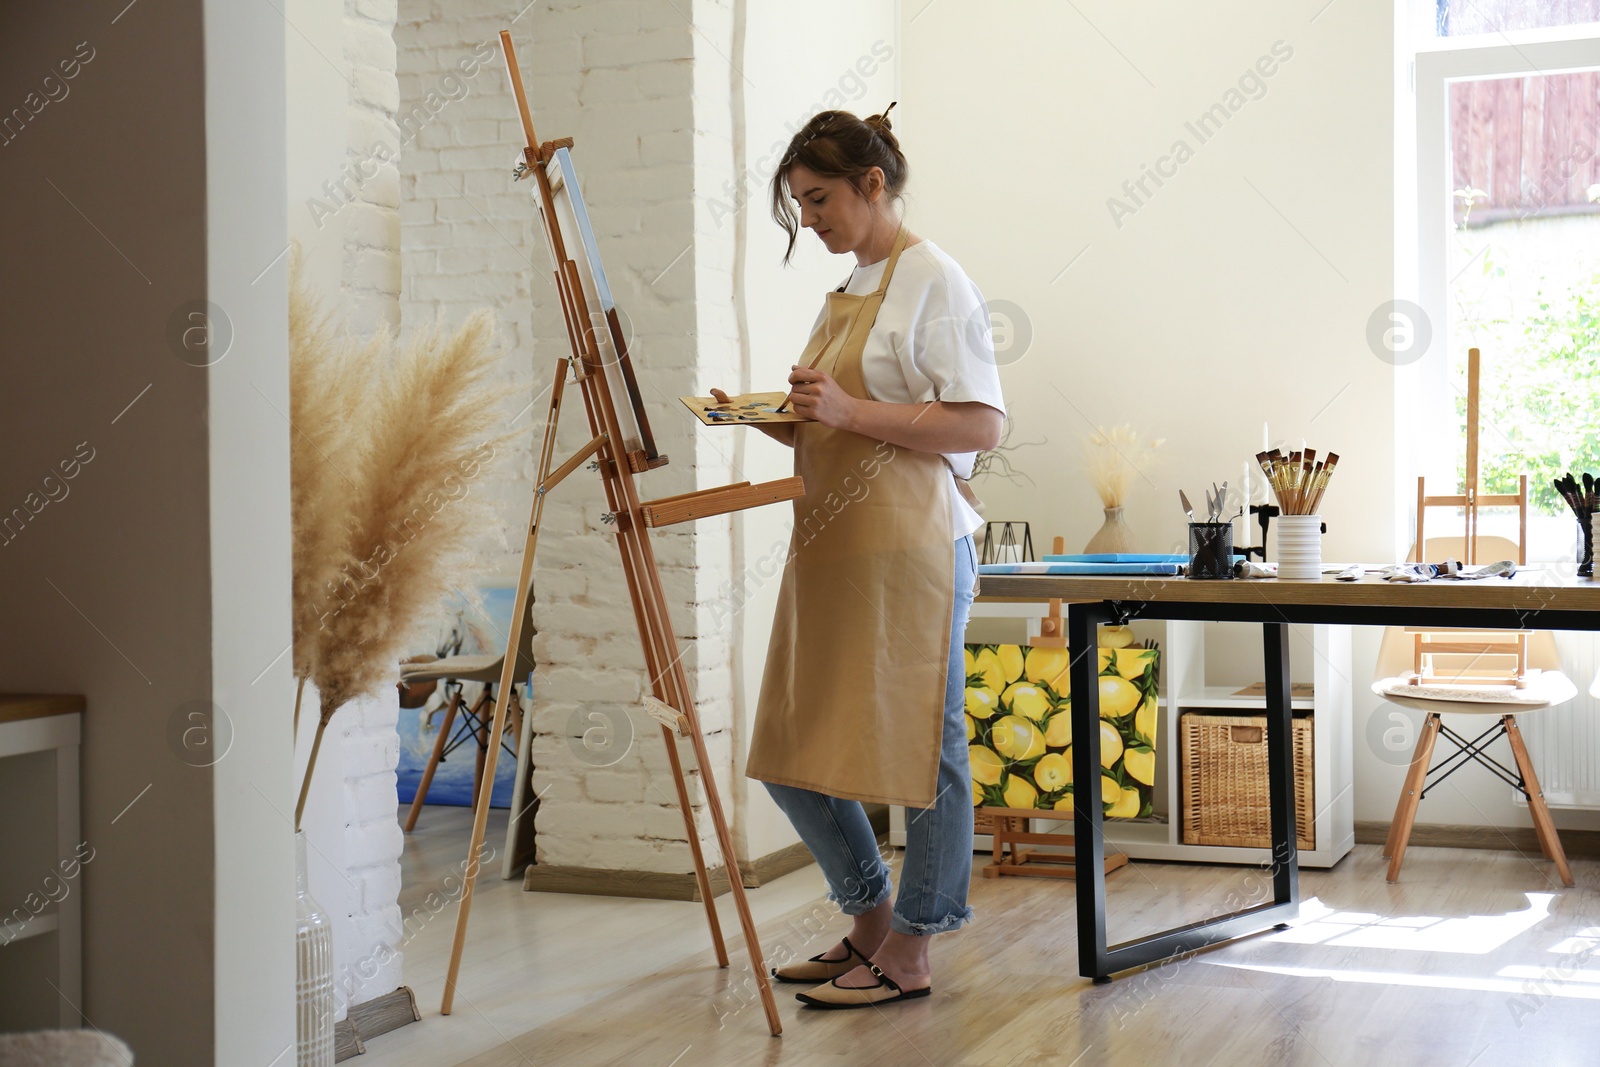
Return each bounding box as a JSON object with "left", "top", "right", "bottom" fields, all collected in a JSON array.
[{"left": 719, "top": 104, "right": 1005, "bottom": 1010}]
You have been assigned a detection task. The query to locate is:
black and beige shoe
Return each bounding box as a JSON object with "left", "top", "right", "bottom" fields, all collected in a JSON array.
[
  {"left": 794, "top": 962, "right": 932, "bottom": 1009},
  {"left": 770, "top": 936, "right": 869, "bottom": 984}
]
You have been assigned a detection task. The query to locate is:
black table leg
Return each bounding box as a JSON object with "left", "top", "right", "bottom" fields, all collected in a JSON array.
[
  {"left": 1263, "top": 622, "right": 1301, "bottom": 909},
  {"left": 1068, "top": 601, "right": 1112, "bottom": 981},
  {"left": 1070, "top": 604, "right": 1301, "bottom": 981}
]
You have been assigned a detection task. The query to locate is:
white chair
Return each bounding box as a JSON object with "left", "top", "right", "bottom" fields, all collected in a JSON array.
[{"left": 1372, "top": 535, "right": 1576, "bottom": 886}]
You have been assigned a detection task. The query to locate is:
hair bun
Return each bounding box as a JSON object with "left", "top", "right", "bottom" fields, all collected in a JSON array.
[{"left": 865, "top": 101, "right": 898, "bottom": 133}]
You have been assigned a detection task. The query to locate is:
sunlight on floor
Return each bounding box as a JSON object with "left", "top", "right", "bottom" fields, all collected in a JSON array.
[{"left": 1261, "top": 893, "right": 1553, "bottom": 953}]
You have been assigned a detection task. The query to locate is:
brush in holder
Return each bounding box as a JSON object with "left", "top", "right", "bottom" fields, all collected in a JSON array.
[
  {"left": 1188, "top": 522, "right": 1235, "bottom": 580},
  {"left": 1276, "top": 515, "right": 1323, "bottom": 580},
  {"left": 1585, "top": 514, "right": 1597, "bottom": 578}
]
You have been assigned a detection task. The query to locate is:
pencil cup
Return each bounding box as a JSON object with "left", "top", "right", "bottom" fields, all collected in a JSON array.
[
  {"left": 1585, "top": 514, "right": 1596, "bottom": 578},
  {"left": 1276, "top": 515, "right": 1323, "bottom": 581},
  {"left": 1188, "top": 522, "right": 1234, "bottom": 580}
]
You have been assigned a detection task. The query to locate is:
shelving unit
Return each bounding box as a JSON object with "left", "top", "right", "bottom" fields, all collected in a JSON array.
[
  {"left": 891, "top": 605, "right": 1355, "bottom": 869},
  {"left": 0, "top": 694, "right": 84, "bottom": 1031}
]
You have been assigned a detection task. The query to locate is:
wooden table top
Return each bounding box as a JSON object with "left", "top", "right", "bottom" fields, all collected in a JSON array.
[
  {"left": 977, "top": 568, "right": 1600, "bottom": 613},
  {"left": 0, "top": 694, "right": 86, "bottom": 725}
]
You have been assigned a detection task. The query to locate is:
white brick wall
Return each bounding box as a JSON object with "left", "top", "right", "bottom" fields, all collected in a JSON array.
[
  {"left": 337, "top": 0, "right": 407, "bottom": 1009},
  {"left": 301, "top": 0, "right": 409, "bottom": 1018},
  {"left": 395, "top": 0, "right": 743, "bottom": 878}
]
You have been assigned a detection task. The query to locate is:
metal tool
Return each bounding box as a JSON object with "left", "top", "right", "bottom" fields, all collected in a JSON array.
[{"left": 1179, "top": 490, "right": 1195, "bottom": 523}]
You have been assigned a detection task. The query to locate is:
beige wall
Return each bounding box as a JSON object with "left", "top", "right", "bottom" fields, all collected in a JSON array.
[
  {"left": 899, "top": 0, "right": 1407, "bottom": 816},
  {"left": 0, "top": 2, "right": 293, "bottom": 1062}
]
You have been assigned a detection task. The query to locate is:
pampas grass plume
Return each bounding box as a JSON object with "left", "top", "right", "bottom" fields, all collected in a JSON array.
[{"left": 289, "top": 251, "right": 520, "bottom": 826}]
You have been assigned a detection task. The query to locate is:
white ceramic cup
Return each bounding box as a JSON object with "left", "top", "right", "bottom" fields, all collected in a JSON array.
[{"left": 1276, "top": 515, "right": 1323, "bottom": 580}]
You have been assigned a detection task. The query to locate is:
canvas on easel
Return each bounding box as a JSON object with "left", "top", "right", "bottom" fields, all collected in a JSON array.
[{"left": 436, "top": 30, "right": 803, "bottom": 1038}]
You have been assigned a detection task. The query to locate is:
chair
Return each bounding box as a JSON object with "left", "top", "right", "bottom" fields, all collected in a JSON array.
[
  {"left": 1372, "top": 536, "right": 1577, "bottom": 886},
  {"left": 400, "top": 583, "right": 538, "bottom": 833}
]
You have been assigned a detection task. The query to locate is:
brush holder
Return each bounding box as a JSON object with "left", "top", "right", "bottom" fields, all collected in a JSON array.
[
  {"left": 1188, "top": 522, "right": 1235, "bottom": 580},
  {"left": 1275, "top": 515, "right": 1323, "bottom": 581},
  {"left": 1584, "top": 514, "right": 1596, "bottom": 578}
]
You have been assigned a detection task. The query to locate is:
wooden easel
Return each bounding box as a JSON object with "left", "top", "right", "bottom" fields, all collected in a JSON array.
[
  {"left": 439, "top": 31, "right": 804, "bottom": 1036},
  {"left": 1414, "top": 347, "right": 1528, "bottom": 566}
]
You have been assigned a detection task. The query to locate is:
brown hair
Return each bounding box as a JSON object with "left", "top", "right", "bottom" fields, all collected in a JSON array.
[{"left": 769, "top": 103, "right": 907, "bottom": 264}]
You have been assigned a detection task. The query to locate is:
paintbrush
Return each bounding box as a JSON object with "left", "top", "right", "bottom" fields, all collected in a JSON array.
[{"left": 1310, "top": 453, "right": 1339, "bottom": 513}]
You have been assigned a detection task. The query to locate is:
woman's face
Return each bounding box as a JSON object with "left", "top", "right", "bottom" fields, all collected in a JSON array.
[{"left": 787, "top": 163, "right": 884, "bottom": 257}]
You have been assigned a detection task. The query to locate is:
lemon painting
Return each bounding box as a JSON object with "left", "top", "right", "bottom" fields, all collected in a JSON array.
[{"left": 965, "top": 642, "right": 1160, "bottom": 819}]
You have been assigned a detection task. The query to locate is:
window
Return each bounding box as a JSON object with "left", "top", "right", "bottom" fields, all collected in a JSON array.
[
  {"left": 1411, "top": 14, "right": 1600, "bottom": 561},
  {"left": 1435, "top": 0, "right": 1600, "bottom": 37}
]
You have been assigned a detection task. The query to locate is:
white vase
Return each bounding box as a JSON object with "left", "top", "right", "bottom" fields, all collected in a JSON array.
[
  {"left": 1276, "top": 515, "right": 1323, "bottom": 581},
  {"left": 295, "top": 831, "right": 335, "bottom": 1067}
]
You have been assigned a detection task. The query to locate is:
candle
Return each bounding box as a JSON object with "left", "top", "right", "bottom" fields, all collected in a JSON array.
[{"left": 1242, "top": 463, "right": 1252, "bottom": 548}]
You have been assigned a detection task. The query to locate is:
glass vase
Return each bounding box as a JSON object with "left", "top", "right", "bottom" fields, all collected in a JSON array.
[
  {"left": 296, "top": 830, "right": 335, "bottom": 1067},
  {"left": 1083, "top": 505, "right": 1134, "bottom": 555}
]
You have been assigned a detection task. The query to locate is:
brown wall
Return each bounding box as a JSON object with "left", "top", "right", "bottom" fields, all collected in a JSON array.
[{"left": 0, "top": 2, "right": 215, "bottom": 1061}]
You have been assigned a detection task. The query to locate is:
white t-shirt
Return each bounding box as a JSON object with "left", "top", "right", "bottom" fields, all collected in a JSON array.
[{"left": 813, "top": 239, "right": 1006, "bottom": 539}]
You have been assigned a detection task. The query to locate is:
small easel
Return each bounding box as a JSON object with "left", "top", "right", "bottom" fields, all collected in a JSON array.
[
  {"left": 979, "top": 538, "right": 1128, "bottom": 880},
  {"left": 440, "top": 31, "right": 804, "bottom": 1036},
  {"left": 1414, "top": 347, "right": 1528, "bottom": 566}
]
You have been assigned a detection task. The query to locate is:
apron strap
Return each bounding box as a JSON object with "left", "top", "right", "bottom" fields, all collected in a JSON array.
[{"left": 874, "top": 225, "right": 911, "bottom": 295}]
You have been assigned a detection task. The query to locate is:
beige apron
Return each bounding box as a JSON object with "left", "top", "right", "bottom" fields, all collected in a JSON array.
[{"left": 747, "top": 227, "right": 958, "bottom": 809}]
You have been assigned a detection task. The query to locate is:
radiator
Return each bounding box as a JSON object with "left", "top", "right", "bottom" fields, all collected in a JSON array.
[{"left": 1519, "top": 632, "right": 1600, "bottom": 809}]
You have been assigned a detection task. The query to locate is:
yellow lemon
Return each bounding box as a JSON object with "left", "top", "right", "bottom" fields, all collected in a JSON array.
[
  {"left": 1099, "top": 721, "right": 1124, "bottom": 768},
  {"left": 1097, "top": 648, "right": 1114, "bottom": 673},
  {"left": 1100, "top": 775, "right": 1121, "bottom": 806},
  {"left": 998, "top": 644, "right": 1025, "bottom": 684},
  {"left": 1134, "top": 696, "right": 1158, "bottom": 744},
  {"left": 1044, "top": 711, "right": 1072, "bottom": 748},
  {"left": 1053, "top": 795, "right": 1074, "bottom": 812},
  {"left": 1002, "top": 774, "right": 1038, "bottom": 810},
  {"left": 1024, "top": 646, "right": 1071, "bottom": 691},
  {"left": 1098, "top": 676, "right": 1141, "bottom": 718},
  {"left": 965, "top": 686, "right": 999, "bottom": 720},
  {"left": 1115, "top": 648, "right": 1155, "bottom": 680},
  {"left": 1001, "top": 681, "right": 1051, "bottom": 723},
  {"left": 964, "top": 647, "right": 977, "bottom": 676},
  {"left": 965, "top": 713, "right": 976, "bottom": 741},
  {"left": 1034, "top": 752, "right": 1072, "bottom": 791},
  {"left": 973, "top": 648, "right": 1005, "bottom": 693},
  {"left": 972, "top": 778, "right": 985, "bottom": 805},
  {"left": 969, "top": 745, "right": 1004, "bottom": 785},
  {"left": 1099, "top": 625, "right": 1136, "bottom": 649},
  {"left": 1107, "top": 788, "right": 1143, "bottom": 818},
  {"left": 990, "top": 715, "right": 1046, "bottom": 761},
  {"left": 1123, "top": 747, "right": 1156, "bottom": 786}
]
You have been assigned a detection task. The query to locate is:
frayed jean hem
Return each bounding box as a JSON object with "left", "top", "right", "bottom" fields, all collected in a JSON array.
[{"left": 891, "top": 904, "right": 974, "bottom": 937}]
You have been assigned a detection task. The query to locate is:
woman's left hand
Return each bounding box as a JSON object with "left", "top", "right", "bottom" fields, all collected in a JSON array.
[{"left": 786, "top": 365, "right": 858, "bottom": 429}]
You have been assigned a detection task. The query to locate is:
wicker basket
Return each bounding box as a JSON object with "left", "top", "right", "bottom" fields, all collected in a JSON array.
[{"left": 1180, "top": 712, "right": 1314, "bottom": 850}]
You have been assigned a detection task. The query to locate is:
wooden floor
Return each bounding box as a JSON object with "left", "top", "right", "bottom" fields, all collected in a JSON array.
[{"left": 364, "top": 807, "right": 1599, "bottom": 1066}]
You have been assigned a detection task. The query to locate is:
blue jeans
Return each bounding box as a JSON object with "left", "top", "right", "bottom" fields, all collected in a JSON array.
[{"left": 764, "top": 534, "right": 979, "bottom": 936}]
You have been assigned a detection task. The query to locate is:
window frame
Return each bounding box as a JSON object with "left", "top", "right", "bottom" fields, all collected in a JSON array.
[{"left": 1405, "top": 24, "right": 1600, "bottom": 557}]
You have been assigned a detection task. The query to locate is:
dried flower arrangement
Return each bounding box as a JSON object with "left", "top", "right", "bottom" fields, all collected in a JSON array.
[
  {"left": 1082, "top": 425, "right": 1163, "bottom": 554},
  {"left": 1083, "top": 425, "right": 1163, "bottom": 509},
  {"left": 289, "top": 255, "right": 519, "bottom": 827}
]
